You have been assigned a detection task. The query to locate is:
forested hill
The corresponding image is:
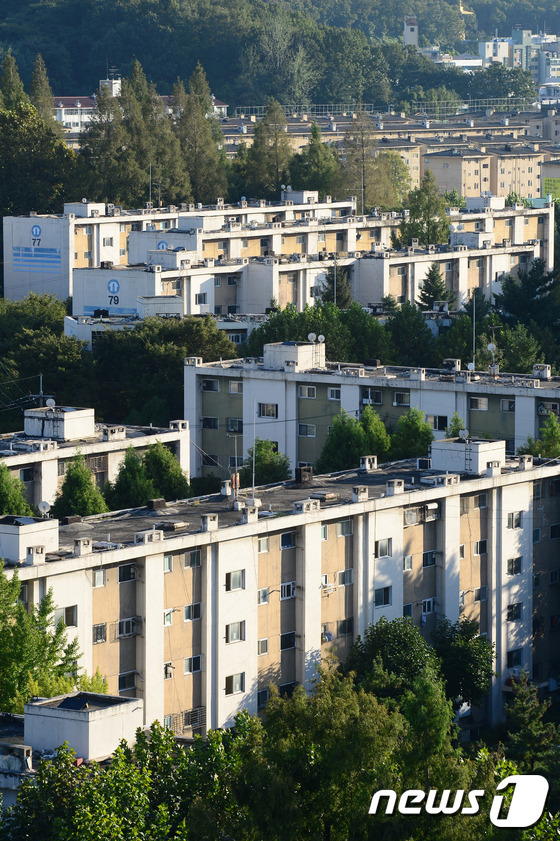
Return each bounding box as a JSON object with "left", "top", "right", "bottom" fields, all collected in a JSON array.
[{"left": 0, "top": 0, "right": 555, "bottom": 103}]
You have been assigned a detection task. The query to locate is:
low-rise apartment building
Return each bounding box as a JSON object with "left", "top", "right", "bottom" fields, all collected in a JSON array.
[
  {"left": 0, "top": 407, "right": 190, "bottom": 507},
  {"left": 3, "top": 437, "right": 560, "bottom": 737}
]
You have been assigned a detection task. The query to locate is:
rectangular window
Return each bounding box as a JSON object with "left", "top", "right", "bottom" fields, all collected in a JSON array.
[
  {"left": 469, "top": 397, "right": 488, "bottom": 411},
  {"left": 19, "top": 584, "right": 27, "bottom": 605},
  {"left": 19, "top": 467, "right": 34, "bottom": 483},
  {"left": 229, "top": 456, "right": 243, "bottom": 469},
  {"left": 500, "top": 399, "right": 515, "bottom": 413},
  {"left": 403, "top": 555, "right": 413, "bottom": 571},
  {"left": 118, "top": 672, "right": 136, "bottom": 692},
  {"left": 257, "top": 638, "right": 268, "bottom": 656},
  {"left": 202, "top": 379, "right": 219, "bottom": 392},
  {"left": 474, "top": 540, "right": 487, "bottom": 556},
  {"left": 549, "top": 569, "right": 560, "bottom": 584},
  {"left": 337, "top": 618, "right": 354, "bottom": 636},
  {"left": 227, "top": 276, "right": 237, "bottom": 286},
  {"left": 92, "top": 623, "right": 106, "bottom": 644},
  {"left": 328, "top": 388, "right": 341, "bottom": 400},
  {"left": 226, "top": 621, "right": 246, "bottom": 643},
  {"left": 202, "top": 417, "right": 218, "bottom": 430},
  {"left": 280, "top": 631, "right": 296, "bottom": 650},
  {"left": 119, "top": 564, "right": 136, "bottom": 583},
  {"left": 258, "top": 403, "right": 278, "bottom": 418},
  {"left": 507, "top": 603, "right": 522, "bottom": 621},
  {"left": 474, "top": 493, "right": 487, "bottom": 509},
  {"left": 258, "top": 587, "right": 269, "bottom": 605},
  {"left": 225, "top": 672, "right": 245, "bottom": 695},
  {"left": 163, "top": 609, "right": 173, "bottom": 627},
  {"left": 164, "top": 555, "right": 173, "bottom": 573},
  {"left": 337, "top": 568, "right": 353, "bottom": 586},
  {"left": 422, "top": 598, "right": 436, "bottom": 614},
  {"left": 508, "top": 512, "right": 522, "bottom": 529},
  {"left": 229, "top": 381, "right": 243, "bottom": 394},
  {"left": 321, "top": 524, "right": 328, "bottom": 541},
  {"left": 403, "top": 603, "right": 413, "bottom": 618},
  {"left": 534, "top": 573, "right": 541, "bottom": 588},
  {"left": 298, "top": 385, "right": 316, "bottom": 398},
  {"left": 337, "top": 520, "right": 353, "bottom": 537},
  {"left": 321, "top": 573, "right": 329, "bottom": 588},
  {"left": 257, "top": 688, "right": 269, "bottom": 708},
  {"left": 533, "top": 528, "right": 541, "bottom": 544},
  {"left": 225, "top": 569, "right": 245, "bottom": 591},
  {"left": 258, "top": 537, "right": 269, "bottom": 554},
  {"left": 92, "top": 569, "right": 105, "bottom": 588},
  {"left": 185, "top": 549, "right": 201, "bottom": 568},
  {"left": 119, "top": 248, "right": 126, "bottom": 257},
  {"left": 184, "top": 655, "right": 201, "bottom": 674},
  {"left": 550, "top": 524, "right": 560, "bottom": 540},
  {"left": 164, "top": 662, "right": 174, "bottom": 680},
  {"left": 459, "top": 544, "right": 465, "bottom": 559},
  {"left": 422, "top": 551, "right": 437, "bottom": 568},
  {"left": 375, "top": 586, "right": 392, "bottom": 607},
  {"left": 54, "top": 606, "right": 77, "bottom": 627},
  {"left": 362, "top": 387, "right": 382, "bottom": 404},
  {"left": 228, "top": 418, "right": 243, "bottom": 433},
  {"left": 118, "top": 617, "right": 136, "bottom": 637},
  {"left": 375, "top": 538, "right": 392, "bottom": 558},
  {"left": 281, "top": 532, "right": 296, "bottom": 550},
  {"left": 184, "top": 602, "right": 201, "bottom": 621},
  {"left": 202, "top": 453, "right": 218, "bottom": 467},
  {"left": 474, "top": 586, "right": 488, "bottom": 602},
  {"left": 102, "top": 237, "right": 113, "bottom": 247},
  {"left": 280, "top": 581, "right": 296, "bottom": 600},
  {"left": 298, "top": 423, "right": 316, "bottom": 437},
  {"left": 507, "top": 557, "right": 522, "bottom": 575},
  {"left": 393, "top": 392, "right": 410, "bottom": 407},
  {"left": 507, "top": 649, "right": 522, "bottom": 668}
]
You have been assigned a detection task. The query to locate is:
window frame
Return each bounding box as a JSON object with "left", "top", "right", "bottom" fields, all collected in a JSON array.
[{"left": 184, "top": 602, "right": 201, "bottom": 621}]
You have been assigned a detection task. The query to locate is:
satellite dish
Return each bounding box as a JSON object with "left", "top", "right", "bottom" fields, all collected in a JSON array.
[
  {"left": 240, "top": 196, "right": 246, "bottom": 201},
  {"left": 81, "top": 198, "right": 87, "bottom": 204},
  {"left": 467, "top": 362, "right": 475, "bottom": 371},
  {"left": 286, "top": 185, "right": 292, "bottom": 192},
  {"left": 45, "top": 398, "right": 55, "bottom": 408},
  {"left": 38, "top": 501, "right": 51, "bottom": 514},
  {"left": 317, "top": 334, "right": 325, "bottom": 343},
  {"left": 281, "top": 184, "right": 286, "bottom": 190},
  {"left": 487, "top": 342, "right": 496, "bottom": 353},
  {"left": 308, "top": 332, "right": 317, "bottom": 342}
]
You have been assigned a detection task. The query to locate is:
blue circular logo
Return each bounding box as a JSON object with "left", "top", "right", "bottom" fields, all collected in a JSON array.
[
  {"left": 157, "top": 240, "right": 168, "bottom": 250},
  {"left": 107, "top": 279, "right": 120, "bottom": 294},
  {"left": 31, "top": 224, "right": 41, "bottom": 238}
]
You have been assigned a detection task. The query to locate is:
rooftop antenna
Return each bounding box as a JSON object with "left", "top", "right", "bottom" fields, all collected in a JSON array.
[{"left": 38, "top": 501, "right": 50, "bottom": 519}]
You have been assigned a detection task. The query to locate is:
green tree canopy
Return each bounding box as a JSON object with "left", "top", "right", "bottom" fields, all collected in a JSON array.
[
  {"left": 315, "top": 410, "right": 367, "bottom": 474},
  {"left": 318, "top": 259, "right": 353, "bottom": 308},
  {"left": 506, "top": 673, "right": 558, "bottom": 776},
  {"left": 0, "top": 463, "right": 33, "bottom": 516},
  {"left": 239, "top": 438, "right": 291, "bottom": 487},
  {"left": 432, "top": 617, "right": 495, "bottom": 707},
  {"left": 399, "top": 170, "right": 449, "bottom": 246},
  {"left": 445, "top": 411, "right": 466, "bottom": 438},
  {"left": 104, "top": 447, "right": 157, "bottom": 510},
  {"left": 385, "top": 301, "right": 437, "bottom": 367},
  {"left": 289, "top": 121, "right": 339, "bottom": 197},
  {"left": 494, "top": 259, "right": 560, "bottom": 330},
  {"left": 51, "top": 453, "right": 108, "bottom": 519},
  {"left": 143, "top": 440, "right": 191, "bottom": 500},
  {"left": 0, "top": 50, "right": 28, "bottom": 111},
  {"left": 246, "top": 99, "right": 293, "bottom": 199},
  {"left": 391, "top": 406, "right": 434, "bottom": 460},
  {"left": 29, "top": 54, "right": 55, "bottom": 124},
  {"left": 417, "top": 262, "right": 455, "bottom": 310}
]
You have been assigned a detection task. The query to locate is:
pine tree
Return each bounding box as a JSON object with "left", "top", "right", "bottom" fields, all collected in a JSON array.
[
  {"left": 0, "top": 463, "right": 33, "bottom": 516},
  {"left": 50, "top": 454, "right": 107, "bottom": 518},
  {"left": 104, "top": 447, "right": 156, "bottom": 510},
  {"left": 400, "top": 171, "right": 449, "bottom": 246},
  {"left": 246, "top": 98, "right": 293, "bottom": 198},
  {"left": 340, "top": 110, "right": 377, "bottom": 214},
  {"left": 0, "top": 50, "right": 28, "bottom": 111},
  {"left": 143, "top": 441, "right": 191, "bottom": 500},
  {"left": 188, "top": 61, "right": 212, "bottom": 116},
  {"left": 318, "top": 258, "right": 353, "bottom": 308},
  {"left": 417, "top": 262, "right": 455, "bottom": 310},
  {"left": 30, "top": 54, "right": 54, "bottom": 123},
  {"left": 506, "top": 673, "right": 558, "bottom": 773},
  {"left": 445, "top": 412, "right": 466, "bottom": 438},
  {"left": 289, "top": 121, "right": 339, "bottom": 197}
]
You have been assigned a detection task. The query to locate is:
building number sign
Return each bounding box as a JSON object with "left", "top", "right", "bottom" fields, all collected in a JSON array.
[
  {"left": 107, "top": 278, "right": 120, "bottom": 305},
  {"left": 31, "top": 224, "right": 42, "bottom": 245}
]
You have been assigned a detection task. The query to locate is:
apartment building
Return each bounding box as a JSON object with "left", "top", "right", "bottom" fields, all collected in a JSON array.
[
  {"left": 0, "top": 407, "right": 190, "bottom": 507},
  {"left": 184, "top": 342, "right": 560, "bottom": 479},
  {"left": 3, "top": 437, "right": 560, "bottom": 738}
]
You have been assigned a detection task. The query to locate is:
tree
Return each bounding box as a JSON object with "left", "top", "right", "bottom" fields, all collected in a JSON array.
[
  {"left": 50, "top": 454, "right": 108, "bottom": 519},
  {"left": 372, "top": 150, "right": 411, "bottom": 210},
  {"left": 359, "top": 405, "right": 391, "bottom": 461},
  {"left": 246, "top": 98, "right": 293, "bottom": 199},
  {"left": 494, "top": 259, "right": 560, "bottom": 330},
  {"left": 385, "top": 301, "right": 437, "bottom": 366},
  {"left": 0, "top": 50, "right": 28, "bottom": 111},
  {"left": 143, "top": 440, "right": 191, "bottom": 500},
  {"left": 0, "top": 463, "right": 33, "bottom": 516},
  {"left": 519, "top": 411, "right": 560, "bottom": 458},
  {"left": 417, "top": 262, "right": 454, "bottom": 310},
  {"left": 104, "top": 447, "right": 157, "bottom": 510},
  {"left": 399, "top": 170, "right": 449, "bottom": 246},
  {"left": 442, "top": 188, "right": 466, "bottom": 210},
  {"left": 318, "top": 258, "right": 353, "bottom": 308},
  {"left": 29, "top": 54, "right": 55, "bottom": 124},
  {"left": 445, "top": 411, "right": 466, "bottom": 438},
  {"left": 289, "top": 121, "right": 339, "bottom": 197},
  {"left": 500, "top": 322, "right": 543, "bottom": 374},
  {"left": 432, "top": 617, "right": 495, "bottom": 707},
  {"left": 340, "top": 110, "right": 377, "bottom": 214},
  {"left": 391, "top": 407, "right": 434, "bottom": 460},
  {"left": 239, "top": 439, "right": 290, "bottom": 487},
  {"left": 0, "top": 562, "right": 80, "bottom": 712},
  {"left": 506, "top": 673, "right": 558, "bottom": 775},
  {"left": 315, "top": 411, "right": 366, "bottom": 474}
]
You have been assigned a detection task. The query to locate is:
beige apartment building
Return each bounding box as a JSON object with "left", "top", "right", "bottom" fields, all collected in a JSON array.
[{"left": 4, "top": 436, "right": 560, "bottom": 739}]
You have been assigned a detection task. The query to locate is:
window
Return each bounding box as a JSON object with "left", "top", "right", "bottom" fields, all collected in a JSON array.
[
  {"left": 228, "top": 418, "right": 243, "bottom": 433},
  {"left": 258, "top": 638, "right": 268, "bottom": 655},
  {"left": 549, "top": 569, "right": 560, "bottom": 585},
  {"left": 459, "top": 544, "right": 465, "bottom": 559},
  {"left": 184, "top": 602, "right": 201, "bottom": 621},
  {"left": 321, "top": 574, "right": 329, "bottom": 588},
  {"left": 102, "top": 237, "right": 113, "bottom": 247},
  {"left": 298, "top": 423, "right": 316, "bottom": 437},
  {"left": 507, "top": 603, "right": 522, "bottom": 621},
  {"left": 92, "top": 569, "right": 105, "bottom": 588},
  {"left": 338, "top": 568, "right": 353, "bottom": 586},
  {"left": 393, "top": 392, "right": 410, "bottom": 407},
  {"left": 185, "top": 549, "right": 201, "bottom": 568},
  {"left": 474, "top": 540, "right": 487, "bottom": 556},
  {"left": 163, "top": 715, "right": 173, "bottom": 729},
  {"left": 533, "top": 528, "right": 541, "bottom": 544},
  {"left": 422, "top": 551, "right": 437, "bottom": 568},
  {"left": 55, "top": 606, "right": 77, "bottom": 627},
  {"left": 403, "top": 603, "right": 413, "bottom": 618},
  {"left": 202, "top": 453, "right": 219, "bottom": 467},
  {"left": 280, "top": 631, "right": 296, "bottom": 650},
  {"left": 202, "top": 379, "right": 219, "bottom": 392},
  {"left": 229, "top": 456, "right": 243, "bottom": 469},
  {"left": 119, "top": 248, "right": 126, "bottom": 257},
  {"left": 474, "top": 493, "right": 487, "bottom": 509},
  {"left": 119, "top": 564, "right": 136, "bottom": 583},
  {"left": 258, "top": 537, "right": 269, "bottom": 553},
  {"left": 534, "top": 573, "right": 541, "bottom": 588},
  {"left": 375, "top": 538, "right": 392, "bottom": 558},
  {"left": 225, "top": 570, "right": 245, "bottom": 591},
  {"left": 321, "top": 525, "right": 328, "bottom": 541},
  {"left": 164, "top": 662, "right": 174, "bottom": 680},
  {"left": 202, "top": 417, "right": 218, "bottom": 430},
  {"left": 19, "top": 467, "right": 33, "bottom": 483},
  {"left": 507, "top": 557, "right": 522, "bottom": 575},
  {"left": 281, "top": 532, "right": 296, "bottom": 550},
  {"left": 328, "top": 388, "right": 341, "bottom": 400},
  {"left": 226, "top": 621, "right": 246, "bottom": 643},
  {"left": 422, "top": 598, "right": 436, "bottom": 614},
  {"left": 337, "top": 618, "right": 354, "bottom": 636},
  {"left": 229, "top": 381, "right": 243, "bottom": 394},
  {"left": 164, "top": 555, "right": 173, "bottom": 573},
  {"left": 469, "top": 397, "right": 488, "bottom": 411},
  {"left": 195, "top": 293, "right": 207, "bottom": 306},
  {"left": 362, "top": 387, "right": 382, "bottom": 404},
  {"left": 298, "top": 385, "right": 316, "bottom": 398},
  {"left": 84, "top": 250, "right": 92, "bottom": 258},
  {"left": 500, "top": 399, "right": 515, "bottom": 413},
  {"left": 118, "top": 617, "right": 136, "bottom": 637},
  {"left": 280, "top": 581, "right": 296, "bottom": 600},
  {"left": 375, "top": 586, "right": 392, "bottom": 607},
  {"left": 258, "top": 403, "right": 278, "bottom": 418},
  {"left": 92, "top": 623, "right": 106, "bottom": 644},
  {"left": 225, "top": 672, "right": 245, "bottom": 695},
  {"left": 337, "top": 520, "right": 353, "bottom": 537},
  {"left": 474, "top": 586, "right": 488, "bottom": 602},
  {"left": 551, "top": 524, "right": 560, "bottom": 540},
  {"left": 163, "top": 609, "right": 173, "bottom": 627},
  {"left": 403, "top": 555, "right": 413, "bottom": 571},
  {"left": 533, "top": 481, "right": 542, "bottom": 500},
  {"left": 258, "top": 688, "right": 269, "bottom": 708},
  {"left": 258, "top": 587, "right": 269, "bottom": 605},
  {"left": 508, "top": 512, "right": 522, "bottom": 529},
  {"left": 118, "top": 672, "right": 136, "bottom": 691},
  {"left": 19, "top": 584, "right": 28, "bottom": 605},
  {"left": 507, "top": 649, "right": 522, "bottom": 668}
]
